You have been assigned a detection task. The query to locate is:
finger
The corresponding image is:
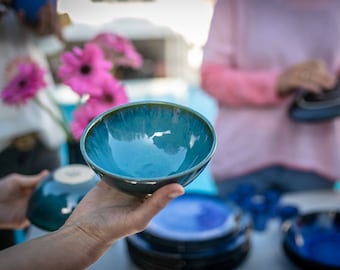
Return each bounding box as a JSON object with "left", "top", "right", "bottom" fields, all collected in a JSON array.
[
  {"left": 314, "top": 72, "right": 336, "bottom": 90},
  {"left": 16, "top": 170, "right": 49, "bottom": 189},
  {"left": 296, "top": 80, "right": 322, "bottom": 93},
  {"left": 132, "top": 184, "right": 185, "bottom": 229},
  {"left": 16, "top": 219, "right": 30, "bottom": 229}
]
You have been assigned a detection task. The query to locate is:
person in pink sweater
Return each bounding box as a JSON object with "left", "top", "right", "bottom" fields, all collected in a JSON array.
[{"left": 201, "top": 0, "right": 340, "bottom": 197}]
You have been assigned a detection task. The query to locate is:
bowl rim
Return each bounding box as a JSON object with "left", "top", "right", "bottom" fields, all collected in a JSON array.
[{"left": 80, "top": 100, "right": 217, "bottom": 183}]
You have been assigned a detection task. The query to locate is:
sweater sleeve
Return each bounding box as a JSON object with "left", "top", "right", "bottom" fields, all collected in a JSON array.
[
  {"left": 201, "top": 63, "right": 283, "bottom": 106},
  {"left": 200, "top": 0, "right": 284, "bottom": 107}
]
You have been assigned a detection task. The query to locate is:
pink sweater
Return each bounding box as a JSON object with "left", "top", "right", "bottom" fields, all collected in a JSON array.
[{"left": 201, "top": 0, "right": 340, "bottom": 182}]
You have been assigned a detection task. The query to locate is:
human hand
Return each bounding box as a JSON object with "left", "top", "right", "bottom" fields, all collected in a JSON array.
[
  {"left": 17, "top": 1, "right": 64, "bottom": 42},
  {"left": 64, "top": 181, "right": 185, "bottom": 248},
  {"left": 0, "top": 170, "right": 49, "bottom": 229},
  {"left": 277, "top": 59, "right": 336, "bottom": 96}
]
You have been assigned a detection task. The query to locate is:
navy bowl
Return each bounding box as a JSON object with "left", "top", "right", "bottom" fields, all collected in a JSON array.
[
  {"left": 282, "top": 210, "right": 340, "bottom": 270},
  {"left": 80, "top": 101, "right": 216, "bottom": 196},
  {"left": 27, "top": 164, "right": 99, "bottom": 231},
  {"left": 289, "top": 81, "right": 340, "bottom": 123}
]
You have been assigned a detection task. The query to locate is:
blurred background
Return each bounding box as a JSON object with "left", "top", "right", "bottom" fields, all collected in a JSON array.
[{"left": 46, "top": 0, "right": 215, "bottom": 84}]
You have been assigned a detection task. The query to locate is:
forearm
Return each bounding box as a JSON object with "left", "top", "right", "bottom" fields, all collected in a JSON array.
[
  {"left": 0, "top": 225, "right": 111, "bottom": 270},
  {"left": 201, "top": 63, "right": 284, "bottom": 106}
]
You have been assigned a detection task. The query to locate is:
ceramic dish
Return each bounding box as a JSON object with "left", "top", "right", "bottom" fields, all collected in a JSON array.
[
  {"left": 289, "top": 81, "right": 340, "bottom": 123},
  {"left": 27, "top": 164, "right": 99, "bottom": 231},
  {"left": 139, "top": 193, "right": 245, "bottom": 252},
  {"left": 81, "top": 101, "right": 216, "bottom": 196},
  {"left": 282, "top": 210, "right": 340, "bottom": 270},
  {"left": 126, "top": 228, "right": 250, "bottom": 270}
]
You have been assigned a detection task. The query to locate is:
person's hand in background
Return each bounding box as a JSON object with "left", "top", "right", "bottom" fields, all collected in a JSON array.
[
  {"left": 0, "top": 170, "right": 48, "bottom": 229},
  {"left": 277, "top": 59, "right": 336, "bottom": 96}
]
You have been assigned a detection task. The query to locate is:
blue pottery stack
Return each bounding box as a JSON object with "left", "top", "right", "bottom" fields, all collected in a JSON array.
[
  {"left": 126, "top": 193, "right": 251, "bottom": 270},
  {"left": 226, "top": 184, "right": 300, "bottom": 232}
]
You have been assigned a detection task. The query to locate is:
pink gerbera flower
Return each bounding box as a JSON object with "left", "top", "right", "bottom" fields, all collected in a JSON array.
[
  {"left": 58, "top": 43, "right": 113, "bottom": 97},
  {"left": 70, "top": 76, "right": 128, "bottom": 140},
  {"left": 1, "top": 62, "right": 46, "bottom": 105},
  {"left": 90, "top": 32, "right": 143, "bottom": 69}
]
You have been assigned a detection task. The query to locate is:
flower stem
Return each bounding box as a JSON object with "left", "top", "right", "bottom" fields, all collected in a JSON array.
[
  {"left": 33, "top": 97, "right": 74, "bottom": 142},
  {"left": 44, "top": 88, "right": 71, "bottom": 130}
]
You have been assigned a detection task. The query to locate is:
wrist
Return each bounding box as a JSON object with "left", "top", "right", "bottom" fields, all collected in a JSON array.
[{"left": 58, "top": 224, "right": 112, "bottom": 266}]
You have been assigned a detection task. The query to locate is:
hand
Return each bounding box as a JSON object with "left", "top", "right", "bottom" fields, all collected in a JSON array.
[
  {"left": 277, "top": 59, "right": 336, "bottom": 96},
  {"left": 0, "top": 170, "right": 49, "bottom": 229},
  {"left": 64, "top": 181, "right": 185, "bottom": 247},
  {"left": 17, "top": 1, "right": 64, "bottom": 42}
]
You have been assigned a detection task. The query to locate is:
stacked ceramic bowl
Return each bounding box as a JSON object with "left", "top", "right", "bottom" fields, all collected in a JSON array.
[
  {"left": 282, "top": 210, "right": 340, "bottom": 270},
  {"left": 126, "top": 193, "right": 252, "bottom": 270}
]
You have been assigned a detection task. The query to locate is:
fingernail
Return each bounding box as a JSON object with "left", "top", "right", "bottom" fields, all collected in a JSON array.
[{"left": 168, "top": 191, "right": 184, "bottom": 199}]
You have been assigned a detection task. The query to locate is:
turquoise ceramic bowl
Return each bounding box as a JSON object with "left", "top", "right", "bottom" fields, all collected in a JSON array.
[
  {"left": 80, "top": 101, "right": 216, "bottom": 196},
  {"left": 27, "top": 164, "right": 99, "bottom": 231}
]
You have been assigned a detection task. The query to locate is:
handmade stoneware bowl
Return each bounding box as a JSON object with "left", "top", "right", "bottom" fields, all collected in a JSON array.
[
  {"left": 80, "top": 101, "right": 216, "bottom": 196},
  {"left": 27, "top": 164, "right": 99, "bottom": 231}
]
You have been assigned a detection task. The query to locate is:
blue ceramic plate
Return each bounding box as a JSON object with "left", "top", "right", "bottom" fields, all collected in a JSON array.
[
  {"left": 27, "top": 164, "right": 99, "bottom": 231},
  {"left": 140, "top": 193, "right": 243, "bottom": 251},
  {"left": 126, "top": 224, "right": 250, "bottom": 270},
  {"left": 283, "top": 210, "right": 340, "bottom": 270}
]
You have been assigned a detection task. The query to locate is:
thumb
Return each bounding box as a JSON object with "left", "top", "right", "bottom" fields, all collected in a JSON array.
[
  {"left": 133, "top": 183, "right": 185, "bottom": 227},
  {"left": 17, "top": 170, "right": 49, "bottom": 189}
]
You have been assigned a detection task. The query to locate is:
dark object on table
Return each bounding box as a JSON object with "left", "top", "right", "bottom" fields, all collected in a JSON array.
[
  {"left": 126, "top": 193, "right": 251, "bottom": 269},
  {"left": 289, "top": 81, "right": 340, "bottom": 123},
  {"left": 282, "top": 210, "right": 340, "bottom": 270}
]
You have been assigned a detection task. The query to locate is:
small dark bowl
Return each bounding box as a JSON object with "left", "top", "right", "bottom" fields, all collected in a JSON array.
[
  {"left": 282, "top": 210, "right": 340, "bottom": 270},
  {"left": 289, "top": 81, "right": 340, "bottom": 123},
  {"left": 80, "top": 101, "right": 216, "bottom": 196},
  {"left": 27, "top": 164, "right": 99, "bottom": 231}
]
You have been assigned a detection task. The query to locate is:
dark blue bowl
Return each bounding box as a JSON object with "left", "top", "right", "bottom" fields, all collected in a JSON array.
[
  {"left": 283, "top": 210, "right": 340, "bottom": 270},
  {"left": 289, "top": 81, "right": 340, "bottom": 123},
  {"left": 81, "top": 101, "right": 216, "bottom": 196},
  {"left": 27, "top": 164, "right": 99, "bottom": 231}
]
